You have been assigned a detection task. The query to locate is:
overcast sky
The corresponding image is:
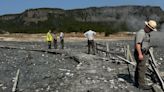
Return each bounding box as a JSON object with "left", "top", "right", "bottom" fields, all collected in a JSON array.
[{"left": 0, "top": 0, "right": 164, "bottom": 15}]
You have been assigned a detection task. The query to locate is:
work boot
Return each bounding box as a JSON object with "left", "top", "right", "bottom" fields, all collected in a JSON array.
[{"left": 138, "top": 85, "right": 152, "bottom": 90}]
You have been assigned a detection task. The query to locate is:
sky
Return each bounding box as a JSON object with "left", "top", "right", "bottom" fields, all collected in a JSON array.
[{"left": 0, "top": 0, "right": 164, "bottom": 15}]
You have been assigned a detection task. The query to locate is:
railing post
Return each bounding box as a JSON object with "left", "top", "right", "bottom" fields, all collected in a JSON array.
[
  {"left": 126, "top": 45, "right": 132, "bottom": 79},
  {"left": 127, "top": 45, "right": 130, "bottom": 61},
  {"left": 106, "top": 43, "right": 109, "bottom": 57},
  {"left": 124, "top": 45, "right": 127, "bottom": 58},
  {"left": 96, "top": 43, "right": 98, "bottom": 54}
]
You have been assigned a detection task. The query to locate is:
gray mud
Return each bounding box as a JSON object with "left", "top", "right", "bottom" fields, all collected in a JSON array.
[{"left": 0, "top": 40, "right": 163, "bottom": 92}]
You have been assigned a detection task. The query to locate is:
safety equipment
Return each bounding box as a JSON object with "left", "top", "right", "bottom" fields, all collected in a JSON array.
[
  {"left": 145, "top": 20, "right": 157, "bottom": 31},
  {"left": 46, "top": 31, "right": 53, "bottom": 42}
]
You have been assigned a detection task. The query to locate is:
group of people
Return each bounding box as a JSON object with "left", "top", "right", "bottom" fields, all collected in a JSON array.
[
  {"left": 46, "top": 30, "right": 64, "bottom": 49},
  {"left": 46, "top": 20, "right": 159, "bottom": 91},
  {"left": 84, "top": 20, "right": 159, "bottom": 91}
]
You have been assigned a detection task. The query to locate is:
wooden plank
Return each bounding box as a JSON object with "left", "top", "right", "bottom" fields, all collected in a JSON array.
[
  {"left": 148, "top": 48, "right": 164, "bottom": 90},
  {"left": 0, "top": 45, "right": 62, "bottom": 54},
  {"left": 116, "top": 55, "right": 136, "bottom": 66},
  {"left": 126, "top": 45, "right": 130, "bottom": 60},
  {"left": 152, "top": 84, "right": 163, "bottom": 92},
  {"left": 106, "top": 43, "right": 109, "bottom": 56},
  {"left": 128, "top": 49, "right": 135, "bottom": 62},
  {"left": 12, "top": 69, "right": 20, "bottom": 92},
  {"left": 124, "top": 46, "right": 126, "bottom": 58},
  {"left": 96, "top": 43, "right": 106, "bottom": 47},
  {"left": 126, "top": 45, "right": 132, "bottom": 78},
  {"left": 96, "top": 48, "right": 107, "bottom": 53},
  {"left": 150, "top": 62, "right": 164, "bottom": 90},
  {"left": 149, "top": 47, "right": 158, "bottom": 67}
]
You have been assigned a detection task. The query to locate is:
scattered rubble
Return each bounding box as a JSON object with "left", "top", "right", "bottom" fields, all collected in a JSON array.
[{"left": 0, "top": 40, "right": 163, "bottom": 92}]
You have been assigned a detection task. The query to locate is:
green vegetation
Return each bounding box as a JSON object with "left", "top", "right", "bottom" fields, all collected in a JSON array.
[
  {"left": 0, "top": 17, "right": 129, "bottom": 36},
  {"left": 1, "top": 6, "right": 164, "bottom": 35},
  {"left": 0, "top": 8, "right": 130, "bottom": 35}
]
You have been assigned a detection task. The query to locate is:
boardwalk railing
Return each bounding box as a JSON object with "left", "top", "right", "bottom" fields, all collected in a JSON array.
[
  {"left": 95, "top": 42, "right": 164, "bottom": 91},
  {"left": 95, "top": 42, "right": 109, "bottom": 56},
  {"left": 95, "top": 42, "right": 121, "bottom": 56}
]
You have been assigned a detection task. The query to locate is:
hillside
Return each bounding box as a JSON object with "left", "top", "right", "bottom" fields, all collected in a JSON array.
[{"left": 0, "top": 6, "right": 164, "bottom": 35}]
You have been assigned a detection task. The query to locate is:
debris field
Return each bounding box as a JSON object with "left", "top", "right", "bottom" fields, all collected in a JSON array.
[{"left": 0, "top": 40, "right": 163, "bottom": 92}]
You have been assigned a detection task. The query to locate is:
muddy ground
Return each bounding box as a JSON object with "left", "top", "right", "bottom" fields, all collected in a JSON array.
[{"left": 0, "top": 40, "right": 163, "bottom": 92}]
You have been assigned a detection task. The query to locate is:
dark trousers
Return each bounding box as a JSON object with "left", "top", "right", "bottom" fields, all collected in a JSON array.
[
  {"left": 48, "top": 41, "right": 51, "bottom": 49},
  {"left": 60, "top": 39, "right": 64, "bottom": 49},
  {"left": 54, "top": 39, "right": 57, "bottom": 49},
  {"left": 88, "top": 40, "right": 95, "bottom": 54},
  {"left": 134, "top": 50, "right": 149, "bottom": 87}
]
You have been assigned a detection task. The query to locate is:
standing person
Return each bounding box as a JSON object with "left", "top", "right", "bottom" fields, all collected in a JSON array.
[
  {"left": 134, "top": 20, "right": 157, "bottom": 90},
  {"left": 53, "top": 31, "right": 58, "bottom": 49},
  {"left": 46, "top": 30, "right": 53, "bottom": 49},
  {"left": 60, "top": 32, "right": 64, "bottom": 49},
  {"left": 84, "top": 29, "right": 96, "bottom": 54}
]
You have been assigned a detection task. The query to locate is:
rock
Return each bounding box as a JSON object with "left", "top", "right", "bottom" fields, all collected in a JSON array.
[
  {"left": 102, "top": 66, "right": 106, "bottom": 69},
  {"left": 42, "top": 54, "right": 45, "bottom": 57},
  {"left": 43, "top": 74, "right": 51, "bottom": 79},
  {"left": 65, "top": 72, "right": 70, "bottom": 75},
  {"left": 118, "top": 78, "right": 125, "bottom": 82},
  {"left": 159, "top": 57, "right": 163, "bottom": 61},
  {"left": 59, "top": 68, "right": 70, "bottom": 72},
  {"left": 87, "top": 70, "right": 97, "bottom": 74},
  {"left": 35, "top": 89, "right": 40, "bottom": 92},
  {"left": 107, "top": 67, "right": 114, "bottom": 72},
  {"left": 104, "top": 80, "right": 108, "bottom": 82},
  {"left": 2, "top": 86, "right": 7, "bottom": 90},
  {"left": 19, "top": 88, "right": 24, "bottom": 92},
  {"left": 0, "top": 84, "right": 3, "bottom": 87},
  {"left": 76, "top": 62, "right": 82, "bottom": 69},
  {"left": 46, "top": 86, "right": 50, "bottom": 91}
]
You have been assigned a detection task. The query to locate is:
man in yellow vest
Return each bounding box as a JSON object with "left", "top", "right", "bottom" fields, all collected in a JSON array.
[{"left": 46, "top": 30, "right": 53, "bottom": 49}]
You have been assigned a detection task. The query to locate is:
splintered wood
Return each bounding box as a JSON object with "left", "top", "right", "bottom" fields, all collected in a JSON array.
[{"left": 12, "top": 69, "right": 20, "bottom": 92}]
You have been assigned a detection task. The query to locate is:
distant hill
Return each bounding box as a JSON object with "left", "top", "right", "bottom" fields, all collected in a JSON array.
[{"left": 0, "top": 5, "right": 164, "bottom": 35}]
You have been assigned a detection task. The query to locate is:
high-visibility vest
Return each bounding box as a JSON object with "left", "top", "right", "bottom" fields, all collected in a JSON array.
[{"left": 46, "top": 32, "right": 53, "bottom": 42}]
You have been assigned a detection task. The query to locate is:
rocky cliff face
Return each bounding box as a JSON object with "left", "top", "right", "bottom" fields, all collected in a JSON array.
[
  {"left": 69, "top": 6, "right": 164, "bottom": 30},
  {"left": 0, "top": 6, "right": 164, "bottom": 33},
  {"left": 69, "top": 6, "right": 164, "bottom": 22}
]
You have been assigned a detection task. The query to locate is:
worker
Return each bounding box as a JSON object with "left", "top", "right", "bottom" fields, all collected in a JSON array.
[
  {"left": 134, "top": 20, "right": 157, "bottom": 90},
  {"left": 60, "top": 32, "right": 64, "bottom": 49},
  {"left": 53, "top": 31, "right": 58, "bottom": 49},
  {"left": 84, "top": 29, "right": 96, "bottom": 54},
  {"left": 46, "top": 30, "right": 53, "bottom": 49}
]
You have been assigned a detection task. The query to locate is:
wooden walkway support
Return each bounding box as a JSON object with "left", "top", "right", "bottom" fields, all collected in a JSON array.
[
  {"left": 118, "top": 47, "right": 164, "bottom": 91},
  {"left": 149, "top": 47, "right": 164, "bottom": 90},
  {"left": 12, "top": 69, "right": 20, "bottom": 92},
  {"left": 95, "top": 42, "right": 120, "bottom": 56},
  {"left": 117, "top": 55, "right": 136, "bottom": 66},
  {"left": 125, "top": 45, "right": 135, "bottom": 79},
  {"left": 95, "top": 42, "right": 107, "bottom": 55}
]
